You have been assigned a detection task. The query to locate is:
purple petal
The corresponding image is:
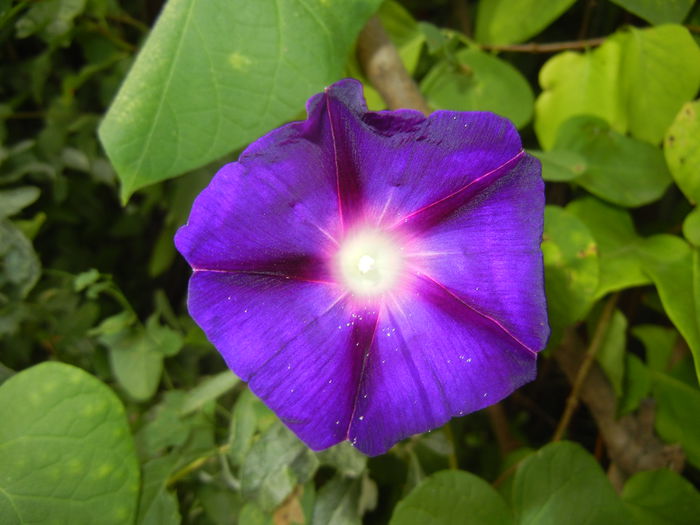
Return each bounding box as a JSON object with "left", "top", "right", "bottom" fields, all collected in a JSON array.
[
  {"left": 320, "top": 80, "right": 524, "bottom": 229},
  {"left": 187, "top": 271, "right": 379, "bottom": 450},
  {"left": 174, "top": 107, "right": 341, "bottom": 274},
  {"left": 348, "top": 276, "right": 537, "bottom": 456},
  {"left": 406, "top": 153, "right": 549, "bottom": 351}
]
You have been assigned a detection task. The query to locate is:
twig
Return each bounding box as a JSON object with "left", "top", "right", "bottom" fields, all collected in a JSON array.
[
  {"left": 166, "top": 443, "right": 230, "bottom": 487},
  {"left": 451, "top": 0, "right": 472, "bottom": 38},
  {"left": 357, "top": 16, "right": 431, "bottom": 114},
  {"left": 554, "top": 327, "right": 684, "bottom": 487},
  {"left": 480, "top": 37, "right": 606, "bottom": 54},
  {"left": 442, "top": 423, "right": 459, "bottom": 470},
  {"left": 578, "top": 0, "right": 597, "bottom": 40},
  {"left": 480, "top": 25, "right": 700, "bottom": 54},
  {"left": 486, "top": 403, "right": 520, "bottom": 456},
  {"left": 553, "top": 293, "right": 619, "bottom": 442}
]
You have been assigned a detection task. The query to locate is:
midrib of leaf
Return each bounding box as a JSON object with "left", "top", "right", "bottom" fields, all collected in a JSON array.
[{"left": 128, "top": 0, "right": 197, "bottom": 193}]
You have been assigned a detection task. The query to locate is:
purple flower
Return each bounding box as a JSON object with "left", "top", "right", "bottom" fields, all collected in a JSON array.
[{"left": 175, "top": 79, "right": 548, "bottom": 456}]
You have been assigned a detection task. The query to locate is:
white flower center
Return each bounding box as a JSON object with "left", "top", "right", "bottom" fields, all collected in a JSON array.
[{"left": 337, "top": 230, "right": 402, "bottom": 296}]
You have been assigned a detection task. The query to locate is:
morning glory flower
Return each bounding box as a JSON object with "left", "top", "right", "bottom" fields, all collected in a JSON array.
[{"left": 175, "top": 79, "right": 548, "bottom": 456}]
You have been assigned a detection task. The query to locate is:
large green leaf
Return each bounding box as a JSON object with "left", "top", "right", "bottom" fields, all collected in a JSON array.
[
  {"left": 621, "top": 26, "right": 700, "bottom": 144},
  {"left": 0, "top": 362, "right": 139, "bottom": 524},
  {"left": 665, "top": 100, "right": 700, "bottom": 204},
  {"left": 534, "top": 36, "right": 626, "bottom": 150},
  {"left": 554, "top": 116, "right": 671, "bottom": 207},
  {"left": 510, "top": 442, "right": 630, "bottom": 525},
  {"left": 622, "top": 468, "right": 700, "bottom": 525},
  {"left": 541, "top": 206, "right": 599, "bottom": 345},
  {"left": 639, "top": 237, "right": 700, "bottom": 384},
  {"left": 98, "top": 0, "right": 382, "bottom": 202},
  {"left": 390, "top": 470, "right": 512, "bottom": 525},
  {"left": 420, "top": 47, "right": 534, "bottom": 128},
  {"left": 475, "top": 0, "right": 576, "bottom": 45},
  {"left": 567, "top": 197, "right": 651, "bottom": 297},
  {"left": 609, "top": 0, "right": 695, "bottom": 25}
]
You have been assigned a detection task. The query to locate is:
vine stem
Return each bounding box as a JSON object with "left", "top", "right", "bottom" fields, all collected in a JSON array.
[
  {"left": 480, "top": 37, "right": 606, "bottom": 53},
  {"left": 552, "top": 293, "right": 619, "bottom": 442},
  {"left": 166, "top": 443, "right": 231, "bottom": 487}
]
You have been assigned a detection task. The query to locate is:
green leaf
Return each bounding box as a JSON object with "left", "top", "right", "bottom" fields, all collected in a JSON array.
[
  {"left": 530, "top": 149, "right": 587, "bottom": 182},
  {"left": 592, "top": 308, "right": 628, "bottom": 397},
  {"left": 639, "top": 237, "right": 700, "bottom": 384},
  {"left": 684, "top": 207, "right": 700, "bottom": 246},
  {"left": 0, "top": 186, "right": 39, "bottom": 219},
  {"left": 389, "top": 470, "right": 513, "bottom": 525},
  {"left": 421, "top": 47, "right": 534, "bottom": 128},
  {"left": 475, "top": 0, "right": 576, "bottom": 45},
  {"left": 510, "top": 441, "right": 630, "bottom": 525},
  {"left": 98, "top": 0, "right": 382, "bottom": 202},
  {"left": 312, "top": 476, "right": 362, "bottom": 525},
  {"left": 621, "top": 26, "right": 700, "bottom": 144},
  {"left": 106, "top": 329, "right": 164, "bottom": 401},
  {"left": 652, "top": 371, "right": 700, "bottom": 467},
  {"left": 535, "top": 36, "right": 626, "bottom": 150},
  {"left": 137, "top": 455, "right": 182, "bottom": 525},
  {"left": 0, "top": 219, "right": 40, "bottom": 301},
  {"left": 145, "top": 314, "right": 184, "bottom": 357},
  {"left": 609, "top": 0, "right": 695, "bottom": 25},
  {"left": 665, "top": 100, "right": 700, "bottom": 204},
  {"left": 228, "top": 389, "right": 265, "bottom": 467},
  {"left": 137, "top": 391, "right": 191, "bottom": 457},
  {"left": 631, "top": 325, "right": 678, "bottom": 374},
  {"left": 317, "top": 442, "right": 367, "bottom": 478},
  {"left": 554, "top": 116, "right": 671, "bottom": 207},
  {"left": 535, "top": 26, "right": 700, "bottom": 149},
  {"left": 542, "top": 206, "right": 599, "bottom": 343},
  {"left": 0, "top": 362, "right": 139, "bottom": 524},
  {"left": 180, "top": 370, "right": 239, "bottom": 415},
  {"left": 622, "top": 468, "right": 700, "bottom": 525},
  {"left": 241, "top": 422, "right": 319, "bottom": 512},
  {"left": 567, "top": 197, "right": 650, "bottom": 297},
  {"left": 619, "top": 354, "right": 652, "bottom": 415},
  {"left": 15, "top": 0, "right": 86, "bottom": 44}
]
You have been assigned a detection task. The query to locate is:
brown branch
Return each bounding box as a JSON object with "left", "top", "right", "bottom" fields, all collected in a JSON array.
[
  {"left": 357, "top": 16, "right": 430, "bottom": 114},
  {"left": 481, "top": 25, "right": 700, "bottom": 54},
  {"left": 480, "top": 37, "right": 606, "bottom": 54},
  {"left": 554, "top": 327, "right": 684, "bottom": 488},
  {"left": 486, "top": 404, "right": 520, "bottom": 456},
  {"left": 553, "top": 293, "right": 619, "bottom": 441}
]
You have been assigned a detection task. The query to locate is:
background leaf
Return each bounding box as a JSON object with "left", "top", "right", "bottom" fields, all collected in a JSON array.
[
  {"left": 389, "top": 470, "right": 513, "bottom": 525},
  {"left": 542, "top": 206, "right": 599, "bottom": 344},
  {"left": 609, "top": 0, "right": 695, "bottom": 25},
  {"left": 620, "top": 25, "right": 700, "bottom": 144},
  {"left": 510, "top": 441, "right": 630, "bottom": 525},
  {"left": 98, "top": 0, "right": 382, "bottom": 201},
  {"left": 0, "top": 362, "right": 139, "bottom": 524},
  {"left": 475, "top": 0, "right": 576, "bottom": 45},
  {"left": 421, "top": 47, "right": 534, "bottom": 128},
  {"left": 567, "top": 197, "right": 650, "bottom": 297},
  {"left": 553, "top": 116, "right": 671, "bottom": 207},
  {"left": 665, "top": 100, "right": 700, "bottom": 204},
  {"left": 621, "top": 468, "right": 700, "bottom": 524},
  {"left": 534, "top": 36, "right": 625, "bottom": 150}
]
